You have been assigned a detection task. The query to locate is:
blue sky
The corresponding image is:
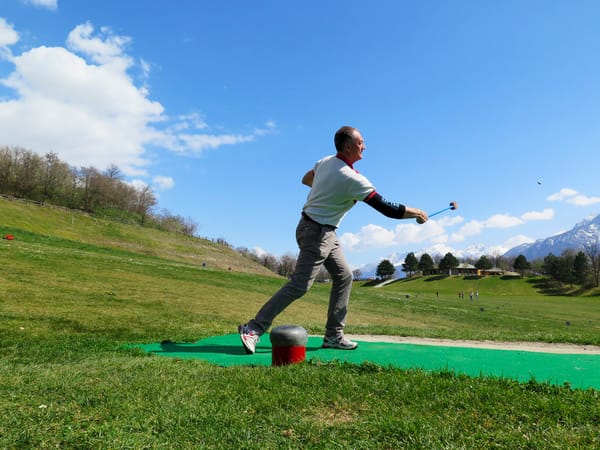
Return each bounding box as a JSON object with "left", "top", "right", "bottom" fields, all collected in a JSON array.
[{"left": 2, "top": 0, "right": 600, "bottom": 270}]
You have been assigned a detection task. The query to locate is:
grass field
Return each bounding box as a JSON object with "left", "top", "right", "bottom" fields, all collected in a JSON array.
[{"left": 2, "top": 198, "right": 600, "bottom": 448}]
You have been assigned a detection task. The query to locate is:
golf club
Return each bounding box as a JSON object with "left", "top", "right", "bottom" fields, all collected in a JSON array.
[{"left": 429, "top": 201, "right": 458, "bottom": 218}]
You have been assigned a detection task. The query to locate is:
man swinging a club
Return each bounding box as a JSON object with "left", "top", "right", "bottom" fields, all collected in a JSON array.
[{"left": 239, "top": 126, "right": 428, "bottom": 353}]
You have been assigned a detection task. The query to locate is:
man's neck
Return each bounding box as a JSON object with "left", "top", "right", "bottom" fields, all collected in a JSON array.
[{"left": 336, "top": 153, "right": 356, "bottom": 168}]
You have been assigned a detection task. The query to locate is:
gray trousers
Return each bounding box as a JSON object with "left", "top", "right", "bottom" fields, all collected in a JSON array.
[{"left": 249, "top": 216, "right": 353, "bottom": 338}]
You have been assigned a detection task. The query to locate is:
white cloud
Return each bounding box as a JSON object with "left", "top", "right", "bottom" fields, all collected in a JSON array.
[
  {"left": 547, "top": 188, "right": 578, "bottom": 202},
  {"left": 22, "top": 0, "right": 57, "bottom": 10},
  {"left": 67, "top": 23, "right": 131, "bottom": 65},
  {"left": 253, "top": 120, "right": 277, "bottom": 136},
  {"left": 341, "top": 208, "right": 548, "bottom": 254},
  {"left": 339, "top": 219, "right": 449, "bottom": 252},
  {"left": 0, "top": 22, "right": 274, "bottom": 180},
  {"left": 431, "top": 233, "right": 449, "bottom": 244},
  {"left": 341, "top": 201, "right": 558, "bottom": 257},
  {"left": 171, "top": 133, "right": 256, "bottom": 153},
  {"left": 448, "top": 209, "right": 553, "bottom": 243},
  {"left": 570, "top": 194, "right": 600, "bottom": 206},
  {"left": 174, "top": 112, "right": 208, "bottom": 131},
  {"left": 0, "top": 18, "right": 19, "bottom": 48},
  {"left": 129, "top": 179, "right": 148, "bottom": 191},
  {"left": 454, "top": 220, "right": 484, "bottom": 241},
  {"left": 252, "top": 246, "right": 268, "bottom": 258},
  {"left": 0, "top": 42, "right": 162, "bottom": 175},
  {"left": 139, "top": 58, "right": 151, "bottom": 83},
  {"left": 340, "top": 223, "right": 396, "bottom": 251},
  {"left": 343, "top": 207, "right": 554, "bottom": 255},
  {"left": 152, "top": 175, "right": 174, "bottom": 191},
  {"left": 437, "top": 215, "right": 463, "bottom": 227},
  {"left": 547, "top": 188, "right": 600, "bottom": 206},
  {"left": 483, "top": 214, "right": 524, "bottom": 228},
  {"left": 520, "top": 208, "right": 554, "bottom": 221},
  {"left": 339, "top": 232, "right": 360, "bottom": 250}
]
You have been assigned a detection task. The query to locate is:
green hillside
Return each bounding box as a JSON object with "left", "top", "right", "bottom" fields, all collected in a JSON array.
[{"left": 0, "top": 197, "right": 277, "bottom": 276}]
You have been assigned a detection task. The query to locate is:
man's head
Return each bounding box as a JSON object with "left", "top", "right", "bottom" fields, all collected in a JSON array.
[{"left": 334, "top": 126, "right": 365, "bottom": 164}]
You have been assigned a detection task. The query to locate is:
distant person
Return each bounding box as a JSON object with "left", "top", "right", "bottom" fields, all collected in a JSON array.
[{"left": 238, "top": 126, "right": 428, "bottom": 353}]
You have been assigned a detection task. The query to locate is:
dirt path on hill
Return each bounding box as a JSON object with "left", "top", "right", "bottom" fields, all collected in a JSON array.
[{"left": 345, "top": 335, "right": 600, "bottom": 355}]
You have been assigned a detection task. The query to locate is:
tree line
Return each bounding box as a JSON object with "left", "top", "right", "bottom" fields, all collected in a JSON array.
[
  {"left": 375, "top": 246, "right": 600, "bottom": 289},
  {"left": 0, "top": 146, "right": 197, "bottom": 235}
]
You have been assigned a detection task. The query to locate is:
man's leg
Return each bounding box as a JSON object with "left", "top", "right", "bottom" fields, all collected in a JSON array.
[{"left": 322, "top": 235, "right": 353, "bottom": 338}]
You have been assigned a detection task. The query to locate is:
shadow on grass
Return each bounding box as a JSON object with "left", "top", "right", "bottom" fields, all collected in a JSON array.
[
  {"left": 526, "top": 277, "right": 573, "bottom": 296},
  {"left": 384, "top": 278, "right": 407, "bottom": 286},
  {"left": 156, "top": 341, "right": 251, "bottom": 355},
  {"left": 154, "top": 340, "right": 326, "bottom": 356},
  {"left": 360, "top": 280, "right": 383, "bottom": 287},
  {"left": 526, "top": 276, "right": 600, "bottom": 297},
  {"left": 424, "top": 275, "right": 449, "bottom": 282}
]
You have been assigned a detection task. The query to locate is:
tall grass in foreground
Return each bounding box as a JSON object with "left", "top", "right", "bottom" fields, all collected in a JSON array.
[{"left": 2, "top": 210, "right": 600, "bottom": 448}]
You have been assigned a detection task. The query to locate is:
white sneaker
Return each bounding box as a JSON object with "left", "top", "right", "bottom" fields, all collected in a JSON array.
[
  {"left": 322, "top": 335, "right": 358, "bottom": 350},
  {"left": 238, "top": 324, "right": 260, "bottom": 354}
]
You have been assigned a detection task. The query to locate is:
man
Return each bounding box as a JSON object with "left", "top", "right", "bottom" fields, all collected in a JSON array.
[{"left": 239, "top": 126, "right": 428, "bottom": 354}]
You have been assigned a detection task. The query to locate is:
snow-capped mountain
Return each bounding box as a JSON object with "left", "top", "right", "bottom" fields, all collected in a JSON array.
[{"left": 504, "top": 214, "right": 600, "bottom": 260}]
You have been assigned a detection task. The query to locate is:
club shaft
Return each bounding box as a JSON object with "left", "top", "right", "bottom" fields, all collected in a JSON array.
[{"left": 429, "top": 206, "right": 451, "bottom": 217}]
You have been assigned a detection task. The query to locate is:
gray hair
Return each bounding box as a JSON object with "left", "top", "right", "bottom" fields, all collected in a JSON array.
[{"left": 334, "top": 126, "right": 357, "bottom": 152}]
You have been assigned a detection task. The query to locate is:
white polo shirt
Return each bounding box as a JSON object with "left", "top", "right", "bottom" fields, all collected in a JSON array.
[{"left": 302, "top": 154, "right": 375, "bottom": 227}]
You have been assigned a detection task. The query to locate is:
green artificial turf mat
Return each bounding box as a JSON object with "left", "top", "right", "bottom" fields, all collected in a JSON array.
[{"left": 132, "top": 334, "right": 600, "bottom": 390}]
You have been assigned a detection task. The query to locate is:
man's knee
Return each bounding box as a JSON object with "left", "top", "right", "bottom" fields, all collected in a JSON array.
[
  {"left": 332, "top": 267, "right": 353, "bottom": 286},
  {"left": 287, "top": 276, "right": 314, "bottom": 297}
]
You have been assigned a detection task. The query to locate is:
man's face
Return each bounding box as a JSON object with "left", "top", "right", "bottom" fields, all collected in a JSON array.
[{"left": 345, "top": 130, "right": 365, "bottom": 163}]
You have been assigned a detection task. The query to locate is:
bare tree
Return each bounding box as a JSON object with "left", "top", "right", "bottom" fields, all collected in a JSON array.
[
  {"left": 134, "top": 184, "right": 157, "bottom": 222},
  {"left": 13, "top": 147, "right": 43, "bottom": 199},
  {"left": 277, "top": 253, "right": 297, "bottom": 278},
  {"left": 104, "top": 164, "right": 123, "bottom": 180},
  {"left": 315, "top": 266, "right": 330, "bottom": 282},
  {"left": 0, "top": 146, "right": 14, "bottom": 193},
  {"left": 260, "top": 253, "right": 278, "bottom": 272},
  {"left": 584, "top": 240, "right": 600, "bottom": 288},
  {"left": 78, "top": 166, "right": 102, "bottom": 211},
  {"left": 42, "top": 152, "right": 72, "bottom": 203},
  {"left": 181, "top": 217, "right": 198, "bottom": 236}
]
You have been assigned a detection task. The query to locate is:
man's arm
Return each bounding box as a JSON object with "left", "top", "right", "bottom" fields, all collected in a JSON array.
[
  {"left": 302, "top": 169, "right": 315, "bottom": 187},
  {"left": 365, "top": 192, "right": 428, "bottom": 224}
]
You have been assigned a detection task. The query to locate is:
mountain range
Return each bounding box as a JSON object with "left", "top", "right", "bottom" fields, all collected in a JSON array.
[{"left": 503, "top": 213, "right": 600, "bottom": 261}]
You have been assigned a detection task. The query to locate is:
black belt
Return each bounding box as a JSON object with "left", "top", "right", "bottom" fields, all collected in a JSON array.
[{"left": 301, "top": 212, "right": 336, "bottom": 230}]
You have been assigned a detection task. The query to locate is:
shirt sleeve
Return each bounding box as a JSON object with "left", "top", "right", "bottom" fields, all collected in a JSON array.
[
  {"left": 364, "top": 192, "right": 406, "bottom": 219},
  {"left": 347, "top": 171, "right": 375, "bottom": 201}
]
